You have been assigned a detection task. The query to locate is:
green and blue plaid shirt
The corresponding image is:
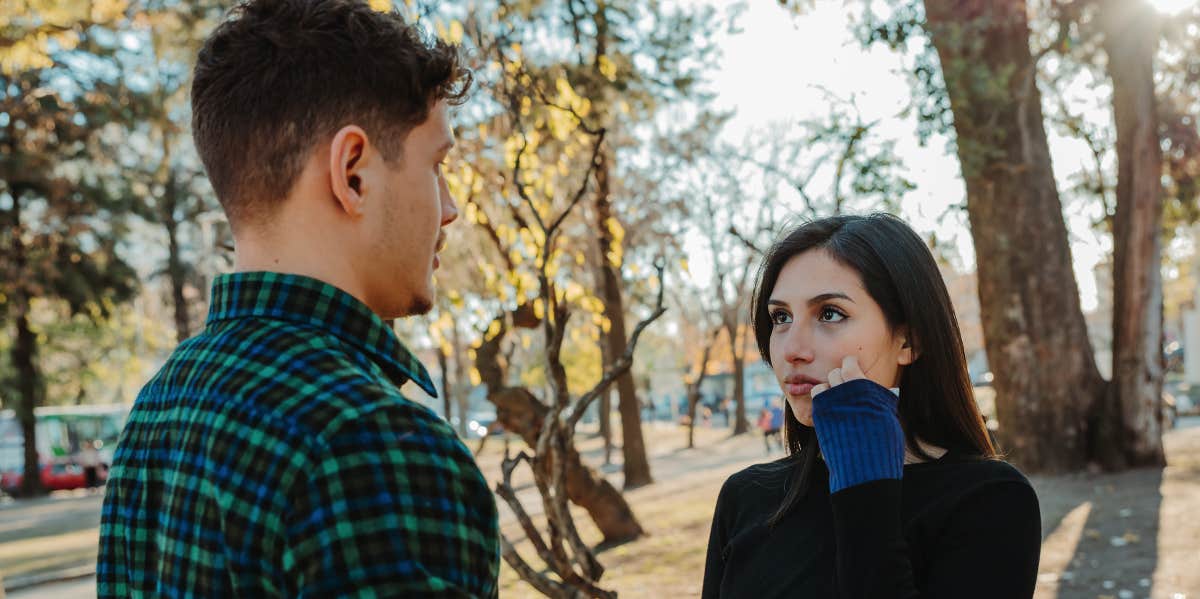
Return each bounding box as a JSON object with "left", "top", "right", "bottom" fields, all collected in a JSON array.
[{"left": 99, "top": 272, "right": 499, "bottom": 597}]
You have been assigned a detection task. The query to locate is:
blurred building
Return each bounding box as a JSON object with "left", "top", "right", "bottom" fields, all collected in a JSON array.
[{"left": 1180, "top": 224, "right": 1200, "bottom": 384}]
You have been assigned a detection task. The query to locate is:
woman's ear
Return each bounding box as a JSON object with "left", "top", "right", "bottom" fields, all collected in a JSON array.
[{"left": 897, "top": 326, "right": 918, "bottom": 366}]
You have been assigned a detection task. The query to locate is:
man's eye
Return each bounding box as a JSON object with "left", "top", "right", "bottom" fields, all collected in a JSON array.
[{"left": 770, "top": 310, "right": 792, "bottom": 326}]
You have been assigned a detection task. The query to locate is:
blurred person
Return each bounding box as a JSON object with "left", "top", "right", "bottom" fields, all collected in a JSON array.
[
  {"left": 702, "top": 214, "right": 1040, "bottom": 598},
  {"left": 97, "top": 0, "right": 499, "bottom": 596},
  {"left": 758, "top": 401, "right": 783, "bottom": 454},
  {"left": 78, "top": 439, "right": 102, "bottom": 491}
]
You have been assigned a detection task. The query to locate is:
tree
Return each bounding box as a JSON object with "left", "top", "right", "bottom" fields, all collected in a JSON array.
[
  {"left": 1087, "top": 0, "right": 1168, "bottom": 468},
  {"left": 673, "top": 287, "right": 721, "bottom": 449},
  {"left": 422, "top": 4, "right": 659, "bottom": 553},
  {"left": 546, "top": 0, "right": 722, "bottom": 488},
  {"left": 1, "top": 19, "right": 146, "bottom": 494},
  {"left": 122, "top": 3, "right": 226, "bottom": 344},
  {"left": 918, "top": 0, "right": 1108, "bottom": 471},
  {"left": 825, "top": 0, "right": 1191, "bottom": 471}
]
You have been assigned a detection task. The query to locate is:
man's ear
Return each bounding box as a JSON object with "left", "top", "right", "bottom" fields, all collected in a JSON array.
[
  {"left": 328, "top": 125, "right": 370, "bottom": 217},
  {"left": 897, "top": 326, "right": 918, "bottom": 366}
]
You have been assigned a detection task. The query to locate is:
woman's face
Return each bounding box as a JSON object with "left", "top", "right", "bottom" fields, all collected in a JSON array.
[{"left": 767, "top": 249, "right": 913, "bottom": 426}]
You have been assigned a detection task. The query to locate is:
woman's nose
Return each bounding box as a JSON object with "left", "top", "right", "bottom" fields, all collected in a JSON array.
[{"left": 781, "top": 325, "right": 815, "bottom": 364}]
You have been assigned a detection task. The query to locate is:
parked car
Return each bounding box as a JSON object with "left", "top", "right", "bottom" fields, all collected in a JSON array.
[{"left": 0, "top": 459, "right": 102, "bottom": 494}]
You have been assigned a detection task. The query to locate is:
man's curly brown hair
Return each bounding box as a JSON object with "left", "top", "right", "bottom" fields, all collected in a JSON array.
[{"left": 191, "top": 0, "right": 472, "bottom": 228}]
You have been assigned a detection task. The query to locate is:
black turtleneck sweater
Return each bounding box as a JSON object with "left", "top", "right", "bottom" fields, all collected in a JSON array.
[{"left": 701, "top": 451, "right": 1041, "bottom": 598}]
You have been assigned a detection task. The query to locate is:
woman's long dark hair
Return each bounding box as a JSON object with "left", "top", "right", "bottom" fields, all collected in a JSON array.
[{"left": 750, "top": 213, "right": 996, "bottom": 526}]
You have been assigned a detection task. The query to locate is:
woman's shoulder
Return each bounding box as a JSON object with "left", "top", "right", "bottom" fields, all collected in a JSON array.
[
  {"left": 726, "top": 455, "right": 795, "bottom": 484},
  {"left": 719, "top": 456, "right": 798, "bottom": 501},
  {"left": 712, "top": 457, "right": 803, "bottom": 528},
  {"left": 956, "top": 454, "right": 1034, "bottom": 487},
  {"left": 905, "top": 452, "right": 1038, "bottom": 512}
]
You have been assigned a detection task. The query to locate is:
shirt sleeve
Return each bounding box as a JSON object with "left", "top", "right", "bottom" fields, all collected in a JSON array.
[
  {"left": 282, "top": 401, "right": 500, "bottom": 597},
  {"left": 830, "top": 478, "right": 1041, "bottom": 599}
]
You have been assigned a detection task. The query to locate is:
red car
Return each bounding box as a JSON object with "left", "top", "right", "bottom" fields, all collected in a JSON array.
[{"left": 0, "top": 460, "right": 96, "bottom": 494}]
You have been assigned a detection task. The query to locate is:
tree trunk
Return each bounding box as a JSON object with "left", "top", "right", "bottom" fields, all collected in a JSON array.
[
  {"left": 724, "top": 320, "right": 750, "bottom": 435},
  {"left": 10, "top": 194, "right": 46, "bottom": 497},
  {"left": 591, "top": 261, "right": 614, "bottom": 464},
  {"left": 491, "top": 387, "right": 645, "bottom": 544},
  {"left": 473, "top": 310, "right": 644, "bottom": 542},
  {"left": 14, "top": 307, "right": 46, "bottom": 498},
  {"left": 592, "top": 256, "right": 614, "bottom": 464},
  {"left": 686, "top": 329, "right": 718, "bottom": 449},
  {"left": 163, "top": 194, "right": 191, "bottom": 344},
  {"left": 450, "top": 322, "right": 470, "bottom": 437},
  {"left": 475, "top": 314, "right": 508, "bottom": 392},
  {"left": 731, "top": 353, "right": 747, "bottom": 434},
  {"left": 923, "top": 0, "right": 1107, "bottom": 472},
  {"left": 437, "top": 345, "right": 453, "bottom": 426},
  {"left": 599, "top": 388, "right": 613, "bottom": 465},
  {"left": 594, "top": 148, "right": 652, "bottom": 489},
  {"left": 1091, "top": 0, "right": 1167, "bottom": 469},
  {"left": 686, "top": 385, "right": 699, "bottom": 449}
]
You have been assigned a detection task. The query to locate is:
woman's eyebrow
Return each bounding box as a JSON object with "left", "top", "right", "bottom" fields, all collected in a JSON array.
[
  {"left": 807, "top": 292, "right": 854, "bottom": 306},
  {"left": 767, "top": 299, "right": 789, "bottom": 308}
]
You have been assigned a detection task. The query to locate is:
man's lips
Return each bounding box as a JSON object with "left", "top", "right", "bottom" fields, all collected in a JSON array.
[{"left": 433, "top": 236, "right": 446, "bottom": 269}]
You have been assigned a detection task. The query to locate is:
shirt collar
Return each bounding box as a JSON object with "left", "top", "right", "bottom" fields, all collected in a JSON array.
[{"left": 205, "top": 271, "right": 437, "bottom": 397}]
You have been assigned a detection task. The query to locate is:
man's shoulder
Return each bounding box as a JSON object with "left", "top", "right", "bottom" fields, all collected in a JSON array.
[
  {"left": 140, "top": 318, "right": 451, "bottom": 450},
  {"left": 160, "top": 318, "right": 392, "bottom": 396}
]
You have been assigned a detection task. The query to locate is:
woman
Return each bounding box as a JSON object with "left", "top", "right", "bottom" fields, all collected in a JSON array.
[{"left": 702, "top": 214, "right": 1041, "bottom": 598}]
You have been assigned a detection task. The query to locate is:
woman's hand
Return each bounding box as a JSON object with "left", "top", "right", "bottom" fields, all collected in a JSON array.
[
  {"left": 809, "top": 356, "right": 905, "bottom": 494},
  {"left": 811, "top": 355, "right": 866, "bottom": 397}
]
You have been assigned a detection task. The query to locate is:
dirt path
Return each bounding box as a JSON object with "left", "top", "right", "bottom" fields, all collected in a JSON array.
[
  {"left": 3, "top": 420, "right": 1198, "bottom": 599},
  {"left": 497, "top": 421, "right": 1200, "bottom": 598},
  {"left": 1035, "top": 419, "right": 1200, "bottom": 599}
]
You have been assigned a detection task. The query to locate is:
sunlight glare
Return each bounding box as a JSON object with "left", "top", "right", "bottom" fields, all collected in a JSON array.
[{"left": 1147, "top": 0, "right": 1197, "bottom": 14}]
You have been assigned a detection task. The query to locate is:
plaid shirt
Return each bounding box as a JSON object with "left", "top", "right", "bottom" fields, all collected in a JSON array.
[{"left": 98, "top": 272, "right": 499, "bottom": 598}]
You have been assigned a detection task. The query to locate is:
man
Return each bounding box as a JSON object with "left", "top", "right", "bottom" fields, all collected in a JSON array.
[{"left": 98, "top": 0, "right": 498, "bottom": 596}]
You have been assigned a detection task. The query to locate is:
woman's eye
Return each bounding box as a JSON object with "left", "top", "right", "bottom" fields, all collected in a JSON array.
[
  {"left": 818, "top": 307, "right": 847, "bottom": 323},
  {"left": 770, "top": 310, "right": 792, "bottom": 326}
]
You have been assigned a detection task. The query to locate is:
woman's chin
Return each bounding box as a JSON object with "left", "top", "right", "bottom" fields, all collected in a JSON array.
[{"left": 786, "top": 396, "right": 813, "bottom": 427}]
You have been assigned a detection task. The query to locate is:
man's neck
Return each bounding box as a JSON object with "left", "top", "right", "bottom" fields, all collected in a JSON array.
[{"left": 233, "top": 232, "right": 370, "bottom": 311}]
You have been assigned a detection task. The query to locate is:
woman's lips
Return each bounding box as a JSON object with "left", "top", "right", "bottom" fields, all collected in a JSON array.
[
  {"left": 784, "top": 375, "right": 822, "bottom": 397},
  {"left": 785, "top": 382, "right": 814, "bottom": 396}
]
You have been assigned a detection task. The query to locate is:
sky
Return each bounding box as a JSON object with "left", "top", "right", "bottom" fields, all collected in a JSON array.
[{"left": 674, "top": 0, "right": 1200, "bottom": 313}]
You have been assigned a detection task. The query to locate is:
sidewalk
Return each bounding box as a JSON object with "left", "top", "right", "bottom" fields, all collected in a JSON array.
[{"left": 0, "top": 491, "right": 103, "bottom": 595}]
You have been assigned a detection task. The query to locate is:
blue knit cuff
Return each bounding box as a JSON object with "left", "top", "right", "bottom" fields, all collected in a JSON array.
[{"left": 811, "top": 378, "right": 905, "bottom": 493}]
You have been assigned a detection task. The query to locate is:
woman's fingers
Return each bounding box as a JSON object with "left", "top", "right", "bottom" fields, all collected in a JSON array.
[
  {"left": 820, "top": 356, "right": 867, "bottom": 399},
  {"left": 827, "top": 368, "right": 844, "bottom": 386},
  {"left": 841, "top": 355, "right": 865, "bottom": 381}
]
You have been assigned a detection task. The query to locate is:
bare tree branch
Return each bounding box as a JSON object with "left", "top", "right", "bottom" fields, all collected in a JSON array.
[
  {"left": 566, "top": 261, "right": 668, "bottom": 429},
  {"left": 728, "top": 224, "right": 763, "bottom": 255}
]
